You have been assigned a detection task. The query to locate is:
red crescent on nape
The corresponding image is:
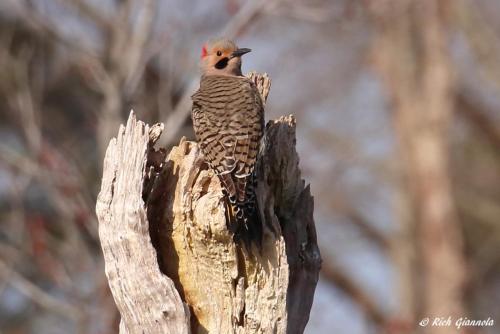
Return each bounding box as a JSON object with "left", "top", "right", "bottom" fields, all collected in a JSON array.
[{"left": 201, "top": 44, "right": 208, "bottom": 58}]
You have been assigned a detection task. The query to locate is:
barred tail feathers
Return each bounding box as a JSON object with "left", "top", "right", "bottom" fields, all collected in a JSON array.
[{"left": 227, "top": 198, "right": 262, "bottom": 249}]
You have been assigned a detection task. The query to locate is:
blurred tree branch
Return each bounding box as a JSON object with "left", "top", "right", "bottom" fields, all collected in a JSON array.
[
  {"left": 55, "top": 0, "right": 112, "bottom": 31},
  {"left": 456, "top": 88, "right": 500, "bottom": 151},
  {"left": 330, "top": 197, "right": 391, "bottom": 252},
  {"left": 369, "top": 1, "right": 466, "bottom": 332},
  {"left": 0, "top": 259, "right": 82, "bottom": 321},
  {"left": 321, "top": 261, "right": 387, "bottom": 326},
  {"left": 454, "top": 0, "right": 500, "bottom": 92}
]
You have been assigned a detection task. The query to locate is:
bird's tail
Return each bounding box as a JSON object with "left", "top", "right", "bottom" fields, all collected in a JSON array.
[{"left": 226, "top": 196, "right": 262, "bottom": 249}]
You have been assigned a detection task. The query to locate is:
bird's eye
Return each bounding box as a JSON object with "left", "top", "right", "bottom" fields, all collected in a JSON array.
[{"left": 216, "top": 51, "right": 222, "bottom": 56}]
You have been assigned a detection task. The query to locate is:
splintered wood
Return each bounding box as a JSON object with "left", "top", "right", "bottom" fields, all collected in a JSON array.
[
  {"left": 96, "top": 115, "right": 190, "bottom": 334},
  {"left": 96, "top": 73, "right": 321, "bottom": 334}
]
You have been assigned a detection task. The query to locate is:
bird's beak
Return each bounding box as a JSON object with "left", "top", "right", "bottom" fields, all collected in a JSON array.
[{"left": 230, "top": 48, "right": 251, "bottom": 58}]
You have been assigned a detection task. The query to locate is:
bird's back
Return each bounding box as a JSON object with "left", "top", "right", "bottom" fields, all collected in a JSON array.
[{"left": 191, "top": 75, "right": 264, "bottom": 243}]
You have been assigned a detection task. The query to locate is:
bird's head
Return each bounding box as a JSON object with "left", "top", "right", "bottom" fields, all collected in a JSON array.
[{"left": 200, "top": 38, "right": 251, "bottom": 76}]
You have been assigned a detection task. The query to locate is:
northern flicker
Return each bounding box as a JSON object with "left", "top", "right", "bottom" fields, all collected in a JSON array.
[{"left": 191, "top": 38, "right": 264, "bottom": 244}]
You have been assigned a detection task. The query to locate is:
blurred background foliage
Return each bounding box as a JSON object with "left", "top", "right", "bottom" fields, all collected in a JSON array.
[{"left": 0, "top": 0, "right": 499, "bottom": 333}]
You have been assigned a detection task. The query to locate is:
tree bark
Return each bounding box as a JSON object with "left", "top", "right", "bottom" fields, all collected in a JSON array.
[{"left": 96, "top": 73, "right": 321, "bottom": 334}]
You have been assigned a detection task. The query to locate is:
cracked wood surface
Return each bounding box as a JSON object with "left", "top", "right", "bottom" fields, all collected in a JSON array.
[
  {"left": 96, "top": 115, "right": 191, "bottom": 334},
  {"left": 96, "top": 73, "right": 321, "bottom": 334}
]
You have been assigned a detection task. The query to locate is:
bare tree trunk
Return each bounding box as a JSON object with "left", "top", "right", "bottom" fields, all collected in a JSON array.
[
  {"left": 369, "top": 1, "right": 466, "bottom": 332},
  {"left": 95, "top": 73, "right": 321, "bottom": 334}
]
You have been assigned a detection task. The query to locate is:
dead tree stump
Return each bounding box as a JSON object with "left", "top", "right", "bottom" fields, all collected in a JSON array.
[{"left": 96, "top": 73, "right": 321, "bottom": 334}]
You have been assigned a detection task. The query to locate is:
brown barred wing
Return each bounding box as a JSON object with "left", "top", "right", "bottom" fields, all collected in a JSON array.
[
  {"left": 191, "top": 100, "right": 237, "bottom": 203},
  {"left": 191, "top": 75, "right": 264, "bottom": 241}
]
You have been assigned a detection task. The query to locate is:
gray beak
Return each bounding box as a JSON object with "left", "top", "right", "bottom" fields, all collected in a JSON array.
[{"left": 230, "top": 48, "right": 251, "bottom": 58}]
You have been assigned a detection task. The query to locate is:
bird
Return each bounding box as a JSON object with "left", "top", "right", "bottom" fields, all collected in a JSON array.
[{"left": 191, "top": 38, "right": 264, "bottom": 246}]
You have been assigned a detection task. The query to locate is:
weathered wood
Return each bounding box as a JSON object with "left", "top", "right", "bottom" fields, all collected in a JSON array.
[
  {"left": 96, "top": 114, "right": 191, "bottom": 334},
  {"left": 96, "top": 73, "right": 321, "bottom": 334}
]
